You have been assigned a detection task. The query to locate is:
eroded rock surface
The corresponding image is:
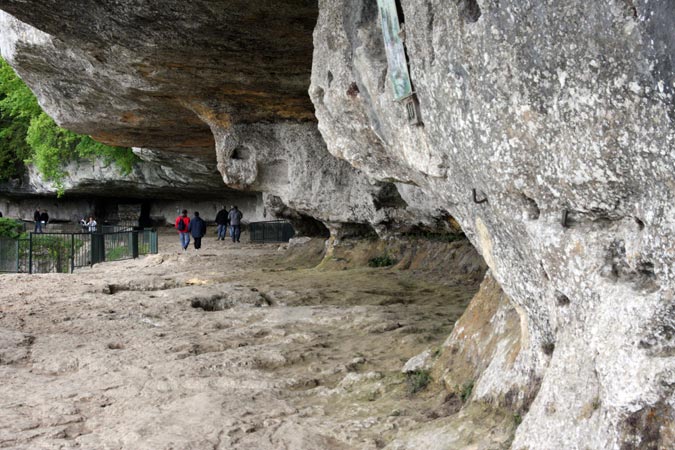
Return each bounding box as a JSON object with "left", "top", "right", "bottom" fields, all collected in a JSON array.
[
  {"left": 0, "top": 0, "right": 673, "bottom": 448},
  {"left": 0, "top": 8, "right": 447, "bottom": 234},
  {"left": 310, "top": 1, "right": 675, "bottom": 447},
  {"left": 206, "top": 119, "right": 439, "bottom": 232},
  {"left": 0, "top": 147, "right": 229, "bottom": 198}
]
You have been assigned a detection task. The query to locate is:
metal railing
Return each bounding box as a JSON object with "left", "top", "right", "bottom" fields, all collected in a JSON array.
[
  {"left": 0, "top": 238, "right": 27, "bottom": 273},
  {"left": 139, "top": 229, "right": 158, "bottom": 255},
  {"left": 249, "top": 220, "right": 295, "bottom": 243},
  {"left": 0, "top": 229, "right": 158, "bottom": 274}
]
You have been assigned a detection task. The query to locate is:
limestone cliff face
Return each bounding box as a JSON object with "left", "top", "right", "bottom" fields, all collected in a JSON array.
[
  {"left": 0, "top": 6, "right": 446, "bottom": 234},
  {"left": 0, "top": 147, "right": 264, "bottom": 224},
  {"left": 0, "top": 148, "right": 229, "bottom": 199},
  {"left": 310, "top": 0, "right": 675, "bottom": 448},
  {"left": 202, "top": 119, "right": 443, "bottom": 234},
  {"left": 0, "top": 0, "right": 674, "bottom": 448}
]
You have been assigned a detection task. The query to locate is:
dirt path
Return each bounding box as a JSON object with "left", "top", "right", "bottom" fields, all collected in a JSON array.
[{"left": 0, "top": 231, "right": 497, "bottom": 449}]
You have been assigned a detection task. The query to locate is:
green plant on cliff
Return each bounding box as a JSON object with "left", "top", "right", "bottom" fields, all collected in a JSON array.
[
  {"left": 0, "top": 58, "right": 35, "bottom": 181},
  {"left": 406, "top": 369, "right": 431, "bottom": 395},
  {"left": 0, "top": 56, "right": 138, "bottom": 193},
  {"left": 368, "top": 252, "right": 397, "bottom": 267},
  {"left": 0, "top": 115, "right": 32, "bottom": 181},
  {"left": 457, "top": 379, "right": 474, "bottom": 403}
]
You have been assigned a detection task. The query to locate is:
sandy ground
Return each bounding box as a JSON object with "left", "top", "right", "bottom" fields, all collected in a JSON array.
[{"left": 0, "top": 230, "right": 502, "bottom": 449}]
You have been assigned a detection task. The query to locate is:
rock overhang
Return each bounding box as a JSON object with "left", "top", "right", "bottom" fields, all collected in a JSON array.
[
  {"left": 0, "top": 0, "right": 319, "bottom": 153},
  {"left": 0, "top": 2, "right": 447, "bottom": 234},
  {"left": 2, "top": 1, "right": 674, "bottom": 447}
]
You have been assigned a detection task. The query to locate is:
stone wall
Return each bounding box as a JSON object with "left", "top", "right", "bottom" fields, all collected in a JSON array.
[{"left": 0, "top": 194, "right": 264, "bottom": 226}]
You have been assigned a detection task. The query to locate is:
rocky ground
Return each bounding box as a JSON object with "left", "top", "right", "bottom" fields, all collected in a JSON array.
[{"left": 0, "top": 230, "right": 513, "bottom": 449}]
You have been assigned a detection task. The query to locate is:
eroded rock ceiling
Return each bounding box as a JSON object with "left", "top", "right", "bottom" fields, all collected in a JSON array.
[{"left": 0, "top": 0, "right": 318, "bottom": 154}]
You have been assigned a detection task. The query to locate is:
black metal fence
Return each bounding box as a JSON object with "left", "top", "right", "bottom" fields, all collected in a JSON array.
[
  {"left": 0, "top": 229, "right": 158, "bottom": 274},
  {"left": 249, "top": 220, "right": 295, "bottom": 243}
]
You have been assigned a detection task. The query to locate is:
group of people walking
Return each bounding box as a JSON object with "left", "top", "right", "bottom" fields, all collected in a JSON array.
[
  {"left": 215, "top": 205, "right": 243, "bottom": 243},
  {"left": 175, "top": 205, "right": 243, "bottom": 251}
]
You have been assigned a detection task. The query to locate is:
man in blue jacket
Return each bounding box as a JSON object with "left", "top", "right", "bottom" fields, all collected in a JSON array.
[{"left": 188, "top": 211, "right": 207, "bottom": 250}]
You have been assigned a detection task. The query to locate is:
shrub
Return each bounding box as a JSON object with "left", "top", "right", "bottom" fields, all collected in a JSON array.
[
  {"left": 31, "top": 235, "right": 74, "bottom": 273},
  {"left": 458, "top": 380, "right": 474, "bottom": 403},
  {"left": 368, "top": 253, "right": 397, "bottom": 267},
  {"left": 406, "top": 369, "right": 431, "bottom": 394},
  {"left": 403, "top": 230, "right": 467, "bottom": 243},
  {"left": 0, "top": 217, "right": 24, "bottom": 239}
]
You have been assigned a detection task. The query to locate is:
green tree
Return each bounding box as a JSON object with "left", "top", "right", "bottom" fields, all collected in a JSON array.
[
  {"left": 0, "top": 116, "right": 32, "bottom": 180},
  {"left": 0, "top": 217, "right": 25, "bottom": 239},
  {"left": 0, "top": 58, "right": 37, "bottom": 181},
  {"left": 0, "top": 58, "right": 41, "bottom": 118},
  {"left": 0, "top": 56, "right": 139, "bottom": 192}
]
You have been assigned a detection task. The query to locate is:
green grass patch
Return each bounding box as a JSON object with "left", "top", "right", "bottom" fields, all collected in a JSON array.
[
  {"left": 106, "top": 246, "right": 129, "bottom": 261},
  {"left": 458, "top": 380, "right": 474, "bottom": 403}
]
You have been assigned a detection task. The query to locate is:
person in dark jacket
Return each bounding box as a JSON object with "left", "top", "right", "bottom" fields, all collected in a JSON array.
[
  {"left": 175, "top": 209, "right": 191, "bottom": 251},
  {"left": 188, "top": 211, "right": 207, "bottom": 250},
  {"left": 39, "top": 210, "right": 49, "bottom": 232},
  {"left": 215, "top": 206, "right": 229, "bottom": 241},
  {"left": 228, "top": 205, "right": 243, "bottom": 243},
  {"left": 33, "top": 209, "right": 42, "bottom": 233}
]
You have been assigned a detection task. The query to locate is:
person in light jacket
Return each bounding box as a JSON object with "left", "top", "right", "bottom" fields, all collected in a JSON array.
[
  {"left": 227, "top": 205, "right": 243, "bottom": 243},
  {"left": 85, "top": 216, "right": 97, "bottom": 233}
]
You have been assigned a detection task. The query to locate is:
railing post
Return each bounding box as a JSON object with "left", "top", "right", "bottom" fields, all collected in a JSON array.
[
  {"left": 28, "top": 233, "right": 33, "bottom": 274},
  {"left": 91, "top": 233, "right": 105, "bottom": 265},
  {"left": 71, "top": 234, "right": 75, "bottom": 273},
  {"left": 131, "top": 231, "right": 139, "bottom": 258}
]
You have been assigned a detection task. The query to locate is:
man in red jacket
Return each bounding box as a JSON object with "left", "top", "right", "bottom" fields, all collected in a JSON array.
[{"left": 175, "top": 209, "right": 191, "bottom": 251}]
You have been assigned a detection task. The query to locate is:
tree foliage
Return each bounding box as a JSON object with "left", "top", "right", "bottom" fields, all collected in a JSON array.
[
  {"left": 0, "top": 217, "right": 25, "bottom": 239},
  {"left": 0, "top": 56, "right": 139, "bottom": 193}
]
